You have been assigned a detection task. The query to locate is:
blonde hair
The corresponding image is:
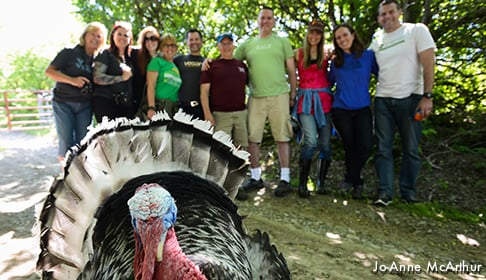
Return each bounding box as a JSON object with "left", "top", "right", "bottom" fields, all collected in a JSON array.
[
  {"left": 159, "top": 33, "right": 177, "bottom": 51},
  {"left": 79, "top": 22, "right": 107, "bottom": 52}
]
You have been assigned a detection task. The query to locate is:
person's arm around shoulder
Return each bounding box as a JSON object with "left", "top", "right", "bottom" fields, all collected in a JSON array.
[{"left": 417, "top": 47, "right": 435, "bottom": 119}]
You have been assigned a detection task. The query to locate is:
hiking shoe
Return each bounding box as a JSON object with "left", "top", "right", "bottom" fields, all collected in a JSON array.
[
  {"left": 235, "top": 187, "right": 248, "bottom": 201},
  {"left": 274, "top": 180, "right": 291, "bottom": 197},
  {"left": 374, "top": 194, "right": 392, "bottom": 206},
  {"left": 241, "top": 178, "right": 264, "bottom": 192},
  {"left": 401, "top": 196, "right": 420, "bottom": 204}
]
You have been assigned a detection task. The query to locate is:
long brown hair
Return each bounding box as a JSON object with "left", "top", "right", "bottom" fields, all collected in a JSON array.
[
  {"left": 136, "top": 26, "right": 160, "bottom": 76},
  {"left": 302, "top": 20, "right": 325, "bottom": 69},
  {"left": 108, "top": 21, "right": 133, "bottom": 63},
  {"left": 332, "top": 23, "right": 365, "bottom": 68}
]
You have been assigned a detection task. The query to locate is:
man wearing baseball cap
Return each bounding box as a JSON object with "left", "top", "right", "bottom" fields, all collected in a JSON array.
[{"left": 200, "top": 34, "right": 249, "bottom": 194}]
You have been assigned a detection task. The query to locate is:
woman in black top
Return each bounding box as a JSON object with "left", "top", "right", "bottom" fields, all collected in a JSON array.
[
  {"left": 129, "top": 26, "right": 160, "bottom": 115},
  {"left": 92, "top": 21, "right": 134, "bottom": 122}
]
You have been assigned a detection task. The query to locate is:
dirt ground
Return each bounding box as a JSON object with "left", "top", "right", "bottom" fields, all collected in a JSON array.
[{"left": 0, "top": 130, "right": 485, "bottom": 280}]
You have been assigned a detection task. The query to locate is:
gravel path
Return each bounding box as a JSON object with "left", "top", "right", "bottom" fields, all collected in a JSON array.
[{"left": 0, "top": 130, "right": 484, "bottom": 280}]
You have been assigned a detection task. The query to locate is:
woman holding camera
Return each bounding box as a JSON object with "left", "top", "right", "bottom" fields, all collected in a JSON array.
[
  {"left": 46, "top": 21, "right": 107, "bottom": 167},
  {"left": 92, "top": 21, "right": 134, "bottom": 123}
]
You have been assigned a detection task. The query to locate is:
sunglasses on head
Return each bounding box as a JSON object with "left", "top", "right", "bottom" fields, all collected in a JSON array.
[{"left": 144, "top": 36, "right": 159, "bottom": 42}]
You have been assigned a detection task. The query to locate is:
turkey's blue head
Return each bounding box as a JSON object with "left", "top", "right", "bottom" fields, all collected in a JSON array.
[{"left": 128, "top": 183, "right": 178, "bottom": 262}]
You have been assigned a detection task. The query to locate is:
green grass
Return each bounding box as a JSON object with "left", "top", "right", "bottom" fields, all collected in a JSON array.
[{"left": 396, "top": 201, "right": 486, "bottom": 224}]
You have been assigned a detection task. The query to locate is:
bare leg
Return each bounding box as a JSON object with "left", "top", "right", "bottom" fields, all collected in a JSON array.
[
  {"left": 277, "top": 141, "right": 290, "bottom": 168},
  {"left": 248, "top": 141, "right": 260, "bottom": 168}
]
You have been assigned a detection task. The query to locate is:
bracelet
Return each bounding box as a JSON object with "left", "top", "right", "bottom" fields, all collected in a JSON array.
[{"left": 147, "top": 106, "right": 157, "bottom": 112}]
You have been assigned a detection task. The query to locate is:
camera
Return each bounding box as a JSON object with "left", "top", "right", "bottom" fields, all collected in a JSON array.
[
  {"left": 113, "top": 91, "right": 129, "bottom": 105},
  {"left": 80, "top": 82, "right": 93, "bottom": 95}
]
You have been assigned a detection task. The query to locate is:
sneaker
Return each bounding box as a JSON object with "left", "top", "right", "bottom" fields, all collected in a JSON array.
[
  {"left": 401, "top": 196, "right": 420, "bottom": 204},
  {"left": 274, "top": 180, "right": 291, "bottom": 197},
  {"left": 374, "top": 194, "right": 392, "bottom": 206},
  {"left": 235, "top": 187, "right": 248, "bottom": 201},
  {"left": 241, "top": 178, "right": 264, "bottom": 192}
]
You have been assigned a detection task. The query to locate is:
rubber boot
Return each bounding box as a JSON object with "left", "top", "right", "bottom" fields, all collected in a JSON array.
[
  {"left": 298, "top": 159, "right": 312, "bottom": 197},
  {"left": 316, "top": 159, "right": 331, "bottom": 195}
]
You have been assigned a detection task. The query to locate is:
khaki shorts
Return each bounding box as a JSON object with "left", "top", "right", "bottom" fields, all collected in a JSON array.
[
  {"left": 248, "top": 94, "right": 292, "bottom": 143},
  {"left": 213, "top": 110, "right": 249, "bottom": 147}
]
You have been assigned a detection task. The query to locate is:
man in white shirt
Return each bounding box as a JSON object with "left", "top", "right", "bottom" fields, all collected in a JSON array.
[{"left": 370, "top": 0, "right": 435, "bottom": 206}]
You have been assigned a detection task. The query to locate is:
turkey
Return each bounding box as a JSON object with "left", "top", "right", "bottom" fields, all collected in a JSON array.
[{"left": 36, "top": 110, "right": 291, "bottom": 280}]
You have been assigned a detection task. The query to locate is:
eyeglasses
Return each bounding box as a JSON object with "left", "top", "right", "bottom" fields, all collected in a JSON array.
[
  {"left": 163, "top": 44, "right": 178, "bottom": 48},
  {"left": 144, "top": 36, "right": 159, "bottom": 42}
]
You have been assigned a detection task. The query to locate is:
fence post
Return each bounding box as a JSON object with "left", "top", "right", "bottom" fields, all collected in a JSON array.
[{"left": 2, "top": 91, "right": 12, "bottom": 130}]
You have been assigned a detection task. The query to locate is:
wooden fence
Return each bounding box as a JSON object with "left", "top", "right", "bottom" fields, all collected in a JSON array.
[{"left": 0, "top": 90, "right": 54, "bottom": 131}]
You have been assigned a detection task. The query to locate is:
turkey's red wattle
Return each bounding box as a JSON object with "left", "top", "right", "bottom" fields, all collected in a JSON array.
[{"left": 134, "top": 224, "right": 207, "bottom": 280}]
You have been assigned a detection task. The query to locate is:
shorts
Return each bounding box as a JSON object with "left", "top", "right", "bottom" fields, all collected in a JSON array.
[
  {"left": 247, "top": 94, "right": 292, "bottom": 143},
  {"left": 213, "top": 109, "right": 248, "bottom": 147}
]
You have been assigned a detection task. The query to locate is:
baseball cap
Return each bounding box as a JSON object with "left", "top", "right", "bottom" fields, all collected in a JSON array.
[
  {"left": 308, "top": 19, "right": 324, "bottom": 33},
  {"left": 217, "top": 33, "right": 234, "bottom": 43}
]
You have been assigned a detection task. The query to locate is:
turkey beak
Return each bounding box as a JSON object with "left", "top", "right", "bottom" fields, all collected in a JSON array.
[
  {"left": 156, "top": 229, "right": 168, "bottom": 261},
  {"left": 156, "top": 240, "right": 164, "bottom": 261}
]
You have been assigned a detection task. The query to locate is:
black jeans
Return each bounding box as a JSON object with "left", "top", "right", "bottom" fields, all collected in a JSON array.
[{"left": 332, "top": 107, "right": 373, "bottom": 185}]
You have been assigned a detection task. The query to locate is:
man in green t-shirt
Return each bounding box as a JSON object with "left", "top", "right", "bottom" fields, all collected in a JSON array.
[{"left": 236, "top": 6, "right": 297, "bottom": 198}]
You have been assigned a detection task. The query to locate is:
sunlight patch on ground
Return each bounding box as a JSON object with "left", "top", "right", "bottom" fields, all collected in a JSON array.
[
  {"left": 456, "top": 234, "right": 480, "bottom": 247},
  {"left": 0, "top": 191, "right": 48, "bottom": 213},
  {"left": 353, "top": 251, "right": 379, "bottom": 268},
  {"left": 0, "top": 232, "right": 38, "bottom": 279}
]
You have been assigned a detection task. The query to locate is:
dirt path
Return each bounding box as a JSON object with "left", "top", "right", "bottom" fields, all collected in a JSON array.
[{"left": 0, "top": 131, "right": 484, "bottom": 279}]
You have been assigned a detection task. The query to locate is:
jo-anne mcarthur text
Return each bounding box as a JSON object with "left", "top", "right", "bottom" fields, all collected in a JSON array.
[{"left": 373, "top": 260, "right": 483, "bottom": 274}]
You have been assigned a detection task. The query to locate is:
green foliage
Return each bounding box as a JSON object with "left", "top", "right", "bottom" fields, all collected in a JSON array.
[
  {"left": 70, "top": 0, "right": 485, "bottom": 128},
  {"left": 1, "top": 50, "right": 54, "bottom": 90},
  {"left": 397, "top": 201, "right": 486, "bottom": 224}
]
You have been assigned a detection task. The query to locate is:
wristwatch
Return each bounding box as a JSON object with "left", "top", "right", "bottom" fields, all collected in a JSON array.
[{"left": 423, "top": 92, "right": 433, "bottom": 99}]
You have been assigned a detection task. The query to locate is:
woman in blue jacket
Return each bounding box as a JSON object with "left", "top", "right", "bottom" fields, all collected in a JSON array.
[{"left": 328, "top": 23, "right": 378, "bottom": 199}]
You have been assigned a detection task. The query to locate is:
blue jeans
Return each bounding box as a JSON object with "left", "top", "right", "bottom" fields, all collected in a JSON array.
[
  {"left": 332, "top": 107, "right": 373, "bottom": 186},
  {"left": 374, "top": 95, "right": 422, "bottom": 199},
  {"left": 299, "top": 113, "right": 332, "bottom": 161},
  {"left": 53, "top": 100, "right": 92, "bottom": 157}
]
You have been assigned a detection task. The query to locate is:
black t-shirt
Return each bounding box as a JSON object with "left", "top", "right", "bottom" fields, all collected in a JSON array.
[
  {"left": 93, "top": 49, "right": 132, "bottom": 100},
  {"left": 128, "top": 48, "right": 147, "bottom": 111},
  {"left": 50, "top": 45, "right": 93, "bottom": 102},
  {"left": 173, "top": 54, "right": 205, "bottom": 102}
]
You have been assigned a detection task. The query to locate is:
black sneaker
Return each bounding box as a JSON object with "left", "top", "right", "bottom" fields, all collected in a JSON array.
[
  {"left": 274, "top": 180, "right": 291, "bottom": 197},
  {"left": 401, "top": 196, "right": 420, "bottom": 204},
  {"left": 241, "top": 178, "right": 264, "bottom": 192},
  {"left": 235, "top": 187, "right": 248, "bottom": 201},
  {"left": 374, "top": 195, "right": 392, "bottom": 206}
]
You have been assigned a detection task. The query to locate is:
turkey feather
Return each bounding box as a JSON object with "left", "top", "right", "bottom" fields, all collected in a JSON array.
[{"left": 36, "top": 110, "right": 291, "bottom": 279}]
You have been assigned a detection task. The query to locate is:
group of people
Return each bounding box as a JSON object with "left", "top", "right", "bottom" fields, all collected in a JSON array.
[
  {"left": 46, "top": 22, "right": 205, "bottom": 164},
  {"left": 46, "top": 0, "right": 435, "bottom": 206}
]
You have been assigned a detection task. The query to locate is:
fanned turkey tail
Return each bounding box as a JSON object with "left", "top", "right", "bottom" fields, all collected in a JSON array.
[{"left": 35, "top": 110, "right": 291, "bottom": 279}]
